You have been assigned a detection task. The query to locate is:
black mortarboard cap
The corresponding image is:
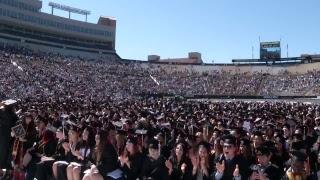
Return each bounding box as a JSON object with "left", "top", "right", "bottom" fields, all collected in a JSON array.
[
  {"left": 197, "top": 141, "right": 211, "bottom": 150},
  {"left": 256, "top": 145, "right": 271, "bottom": 156},
  {"left": 148, "top": 138, "right": 160, "bottom": 149},
  {"left": 290, "top": 150, "right": 307, "bottom": 162},
  {"left": 127, "top": 136, "right": 138, "bottom": 145},
  {"left": 240, "top": 138, "right": 251, "bottom": 147},
  {"left": 222, "top": 134, "right": 237, "bottom": 146}
]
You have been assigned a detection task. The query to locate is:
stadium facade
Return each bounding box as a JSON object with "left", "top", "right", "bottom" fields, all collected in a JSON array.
[{"left": 0, "top": 0, "right": 118, "bottom": 59}]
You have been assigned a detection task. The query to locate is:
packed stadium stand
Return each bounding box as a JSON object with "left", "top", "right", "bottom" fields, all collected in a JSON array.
[{"left": 3, "top": 1, "right": 320, "bottom": 180}]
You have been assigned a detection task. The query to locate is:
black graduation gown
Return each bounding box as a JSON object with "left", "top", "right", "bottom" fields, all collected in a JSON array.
[
  {"left": 264, "top": 164, "right": 282, "bottom": 180},
  {"left": 169, "top": 156, "right": 193, "bottom": 180},
  {"left": 121, "top": 152, "right": 144, "bottom": 180},
  {"left": 97, "top": 142, "right": 119, "bottom": 178},
  {"left": 0, "top": 108, "right": 18, "bottom": 168},
  {"left": 213, "top": 155, "right": 250, "bottom": 180},
  {"left": 140, "top": 155, "right": 169, "bottom": 180}
]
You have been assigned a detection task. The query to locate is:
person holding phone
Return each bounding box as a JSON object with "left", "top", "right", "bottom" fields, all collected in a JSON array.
[{"left": 249, "top": 146, "right": 281, "bottom": 180}]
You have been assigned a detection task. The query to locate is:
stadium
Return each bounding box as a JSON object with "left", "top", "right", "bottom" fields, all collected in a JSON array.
[{"left": 1, "top": 1, "right": 320, "bottom": 180}]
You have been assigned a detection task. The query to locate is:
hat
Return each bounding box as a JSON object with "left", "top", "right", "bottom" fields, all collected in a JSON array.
[
  {"left": 222, "top": 135, "right": 237, "bottom": 146},
  {"left": 0, "top": 99, "right": 17, "bottom": 109},
  {"left": 292, "top": 133, "right": 303, "bottom": 141},
  {"left": 198, "top": 141, "right": 211, "bottom": 150},
  {"left": 148, "top": 139, "right": 160, "bottom": 149},
  {"left": 127, "top": 136, "right": 138, "bottom": 145},
  {"left": 240, "top": 138, "right": 251, "bottom": 147},
  {"left": 256, "top": 146, "right": 271, "bottom": 156},
  {"left": 252, "top": 131, "right": 263, "bottom": 137},
  {"left": 135, "top": 129, "right": 148, "bottom": 135},
  {"left": 291, "top": 141, "right": 306, "bottom": 151},
  {"left": 290, "top": 150, "right": 307, "bottom": 163},
  {"left": 36, "top": 116, "right": 48, "bottom": 125}
]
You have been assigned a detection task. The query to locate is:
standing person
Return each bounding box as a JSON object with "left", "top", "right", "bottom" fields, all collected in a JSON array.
[
  {"left": 11, "top": 112, "right": 37, "bottom": 180},
  {"left": 0, "top": 100, "right": 18, "bottom": 169},
  {"left": 214, "top": 135, "right": 250, "bottom": 180}
]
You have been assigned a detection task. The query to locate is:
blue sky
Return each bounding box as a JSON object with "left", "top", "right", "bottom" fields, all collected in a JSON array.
[{"left": 41, "top": 0, "right": 320, "bottom": 63}]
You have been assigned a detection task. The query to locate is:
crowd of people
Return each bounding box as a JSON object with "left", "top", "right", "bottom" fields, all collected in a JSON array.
[
  {"left": 1, "top": 46, "right": 320, "bottom": 180},
  {"left": 2, "top": 46, "right": 320, "bottom": 100}
]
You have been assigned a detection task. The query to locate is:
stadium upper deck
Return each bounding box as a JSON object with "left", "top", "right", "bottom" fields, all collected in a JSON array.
[{"left": 0, "top": 0, "right": 117, "bottom": 59}]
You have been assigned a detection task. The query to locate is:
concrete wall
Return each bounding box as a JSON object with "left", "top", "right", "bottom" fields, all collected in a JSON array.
[
  {"left": 0, "top": 4, "right": 115, "bottom": 42},
  {"left": 0, "top": 37, "right": 118, "bottom": 60}
]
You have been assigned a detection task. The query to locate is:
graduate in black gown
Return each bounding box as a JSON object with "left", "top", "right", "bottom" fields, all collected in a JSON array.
[
  {"left": 0, "top": 100, "right": 18, "bottom": 169},
  {"left": 119, "top": 136, "right": 144, "bottom": 180},
  {"left": 140, "top": 139, "right": 169, "bottom": 180}
]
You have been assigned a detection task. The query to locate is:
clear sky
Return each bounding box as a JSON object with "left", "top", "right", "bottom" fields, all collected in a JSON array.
[{"left": 41, "top": 0, "right": 320, "bottom": 63}]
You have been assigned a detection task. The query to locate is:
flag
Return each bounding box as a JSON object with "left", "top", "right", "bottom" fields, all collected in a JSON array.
[
  {"left": 11, "top": 60, "right": 23, "bottom": 72},
  {"left": 149, "top": 75, "right": 160, "bottom": 86}
]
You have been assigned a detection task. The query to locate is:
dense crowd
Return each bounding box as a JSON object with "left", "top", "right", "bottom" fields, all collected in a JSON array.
[
  {"left": 2, "top": 46, "right": 320, "bottom": 100},
  {"left": 1, "top": 47, "right": 320, "bottom": 180}
]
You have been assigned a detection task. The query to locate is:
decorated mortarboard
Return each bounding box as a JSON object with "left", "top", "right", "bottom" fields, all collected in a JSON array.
[
  {"left": 112, "top": 121, "right": 124, "bottom": 128},
  {"left": 0, "top": 99, "right": 17, "bottom": 109},
  {"left": 135, "top": 129, "right": 148, "bottom": 135},
  {"left": 2, "top": 99, "right": 17, "bottom": 106}
]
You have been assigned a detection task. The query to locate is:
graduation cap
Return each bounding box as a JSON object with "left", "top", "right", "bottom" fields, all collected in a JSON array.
[
  {"left": 290, "top": 150, "right": 307, "bottom": 163},
  {"left": 256, "top": 145, "right": 271, "bottom": 156},
  {"left": 148, "top": 138, "right": 160, "bottom": 149},
  {"left": 292, "top": 132, "right": 303, "bottom": 141},
  {"left": 65, "top": 119, "right": 81, "bottom": 132},
  {"left": 197, "top": 141, "right": 211, "bottom": 150},
  {"left": 291, "top": 141, "right": 306, "bottom": 151},
  {"left": 239, "top": 138, "right": 251, "bottom": 147},
  {"left": 36, "top": 116, "right": 49, "bottom": 125},
  {"left": 112, "top": 121, "right": 124, "bottom": 128},
  {"left": 135, "top": 129, "right": 148, "bottom": 135},
  {"left": 222, "top": 134, "right": 237, "bottom": 146},
  {"left": 127, "top": 136, "right": 138, "bottom": 145},
  {"left": 252, "top": 131, "right": 263, "bottom": 137},
  {"left": 0, "top": 99, "right": 17, "bottom": 109}
]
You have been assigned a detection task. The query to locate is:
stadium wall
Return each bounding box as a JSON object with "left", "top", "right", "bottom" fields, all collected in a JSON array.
[{"left": 0, "top": 37, "right": 118, "bottom": 60}]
